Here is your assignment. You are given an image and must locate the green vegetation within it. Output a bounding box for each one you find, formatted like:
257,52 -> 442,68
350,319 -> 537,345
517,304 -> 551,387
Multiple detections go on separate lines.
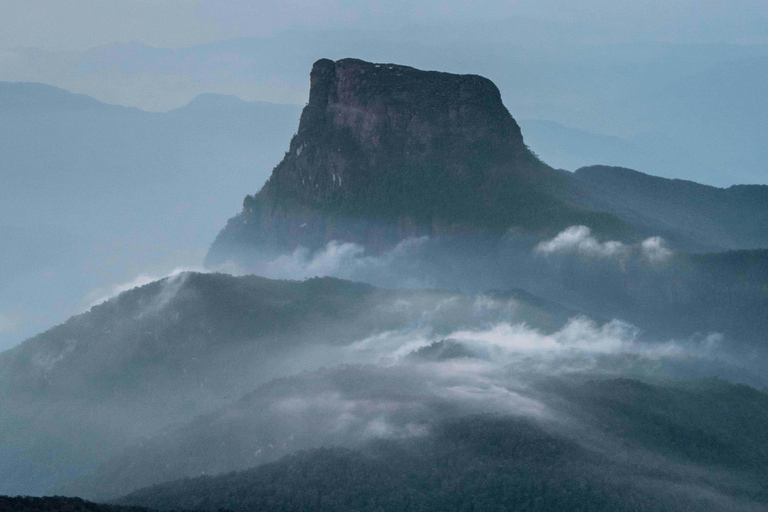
115,380 -> 768,512
0,496 -> 156,512
119,416 -> 664,512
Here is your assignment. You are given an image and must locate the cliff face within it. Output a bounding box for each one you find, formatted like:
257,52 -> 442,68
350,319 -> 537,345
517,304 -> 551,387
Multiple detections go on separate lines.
268,58 -> 538,211
207,58 -> 622,264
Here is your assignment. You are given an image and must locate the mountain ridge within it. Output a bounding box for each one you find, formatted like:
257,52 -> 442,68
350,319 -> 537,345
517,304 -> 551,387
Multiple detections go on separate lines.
206,58 -> 629,264
570,165 -> 768,251
0,271 -> 574,496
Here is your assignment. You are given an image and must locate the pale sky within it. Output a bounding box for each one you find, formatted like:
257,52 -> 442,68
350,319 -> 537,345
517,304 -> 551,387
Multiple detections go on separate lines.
1,0 -> 766,51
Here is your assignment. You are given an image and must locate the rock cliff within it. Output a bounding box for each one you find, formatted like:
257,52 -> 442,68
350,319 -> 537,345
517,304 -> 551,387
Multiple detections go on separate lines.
207,58 -> 624,265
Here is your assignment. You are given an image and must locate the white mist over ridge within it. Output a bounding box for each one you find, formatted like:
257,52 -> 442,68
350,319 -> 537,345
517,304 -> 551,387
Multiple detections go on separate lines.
3,264 -> 764,503
59,272 -> 756,507
0,5 -> 766,508
535,225 -> 673,264
85,266 -> 209,309
343,311 -> 725,377
253,237 -> 432,286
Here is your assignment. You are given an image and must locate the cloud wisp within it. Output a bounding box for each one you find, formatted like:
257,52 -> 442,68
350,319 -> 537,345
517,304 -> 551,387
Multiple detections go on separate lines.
84,266 -> 209,309
229,237 -> 434,289
535,225 -> 673,264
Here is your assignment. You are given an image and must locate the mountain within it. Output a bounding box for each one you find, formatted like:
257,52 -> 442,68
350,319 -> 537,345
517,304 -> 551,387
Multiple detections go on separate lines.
205,58 -> 628,265
518,119 -> 716,182
0,272 -> 570,496
69,352 -> 768,501
0,82 -> 301,351
627,54 -> 768,187
0,496 -> 155,512
198,58 -> 768,351
205,58 -> 768,272
116,380 -> 768,512
1,264 -> 766,502
570,165 -> 768,251
4,57 -> 768,510
8,34 -> 768,189
117,415 -> 655,512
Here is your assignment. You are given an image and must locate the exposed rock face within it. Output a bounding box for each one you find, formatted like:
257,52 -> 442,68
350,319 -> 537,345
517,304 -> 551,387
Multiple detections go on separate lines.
207,58 -> 622,265
272,58 -> 539,210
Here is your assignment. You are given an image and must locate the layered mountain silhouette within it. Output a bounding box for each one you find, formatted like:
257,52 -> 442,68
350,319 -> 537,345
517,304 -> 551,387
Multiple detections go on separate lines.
0,272 -> 570,496
207,58 -> 768,269
116,380 -> 768,512
0,81 -> 301,349
571,165 -> 768,251
3,58 -> 768,512
206,58 -> 628,264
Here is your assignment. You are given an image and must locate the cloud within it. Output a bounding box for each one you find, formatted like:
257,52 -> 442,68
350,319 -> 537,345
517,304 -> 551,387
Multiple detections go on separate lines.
249,237 -> 433,288
219,310 -> 731,461
341,303 -> 724,383
641,236 -> 673,263
535,226 -> 628,258
266,241 -> 366,279
85,266 -> 207,309
448,317 -> 638,355
536,226 -> 674,265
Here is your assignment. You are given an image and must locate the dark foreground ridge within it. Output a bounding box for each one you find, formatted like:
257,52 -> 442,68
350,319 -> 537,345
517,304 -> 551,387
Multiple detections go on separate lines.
0,495 -> 156,512
118,396 -> 768,512
116,415 -> 661,512
206,58 -> 626,263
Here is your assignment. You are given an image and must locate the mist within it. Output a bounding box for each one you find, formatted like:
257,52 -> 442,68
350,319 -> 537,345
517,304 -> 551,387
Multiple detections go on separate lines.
1,3 -> 768,511
2,0 -> 767,350
42,275 -> 764,508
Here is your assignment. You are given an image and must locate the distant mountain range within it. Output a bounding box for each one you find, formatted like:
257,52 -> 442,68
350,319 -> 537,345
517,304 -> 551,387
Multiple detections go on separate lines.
570,165 -> 768,251
203,59 -> 768,349
6,32 -> 766,186
0,82 -> 300,349
207,59 -> 768,265
518,119 -> 717,182
205,58 -> 631,266
116,381 -> 768,512
2,58 -> 768,511
0,272 -> 571,496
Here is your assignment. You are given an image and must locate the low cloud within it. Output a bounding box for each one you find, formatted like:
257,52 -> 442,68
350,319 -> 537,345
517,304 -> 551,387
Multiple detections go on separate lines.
343,308 -> 724,382
536,226 -> 674,265
199,312 -> 731,467
266,241 -> 366,279
85,266 -> 208,309
248,237 -> 433,288
641,236 -> 673,263
536,226 -> 627,258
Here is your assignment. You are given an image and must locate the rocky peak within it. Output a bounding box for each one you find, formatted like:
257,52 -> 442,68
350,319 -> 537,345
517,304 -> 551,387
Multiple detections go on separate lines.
207,58 -> 624,264
298,58 -> 524,152
260,58 -> 550,220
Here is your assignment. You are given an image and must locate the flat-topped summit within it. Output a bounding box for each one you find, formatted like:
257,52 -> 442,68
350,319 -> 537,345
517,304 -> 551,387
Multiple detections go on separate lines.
207,58 -> 624,264
265,59 -> 542,216
265,58 -> 541,212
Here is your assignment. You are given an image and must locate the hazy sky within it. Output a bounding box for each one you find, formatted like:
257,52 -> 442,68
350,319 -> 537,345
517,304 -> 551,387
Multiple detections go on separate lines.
1,0 -> 766,51
1,0 -> 767,351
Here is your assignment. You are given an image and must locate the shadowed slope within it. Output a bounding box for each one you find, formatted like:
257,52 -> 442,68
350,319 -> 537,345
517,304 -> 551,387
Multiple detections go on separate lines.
206,58 -> 628,265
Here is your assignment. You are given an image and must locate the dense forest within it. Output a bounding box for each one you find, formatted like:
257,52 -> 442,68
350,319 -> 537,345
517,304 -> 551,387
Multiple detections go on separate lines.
119,416 -> 664,512
0,496 -> 158,512
118,390 -> 768,512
